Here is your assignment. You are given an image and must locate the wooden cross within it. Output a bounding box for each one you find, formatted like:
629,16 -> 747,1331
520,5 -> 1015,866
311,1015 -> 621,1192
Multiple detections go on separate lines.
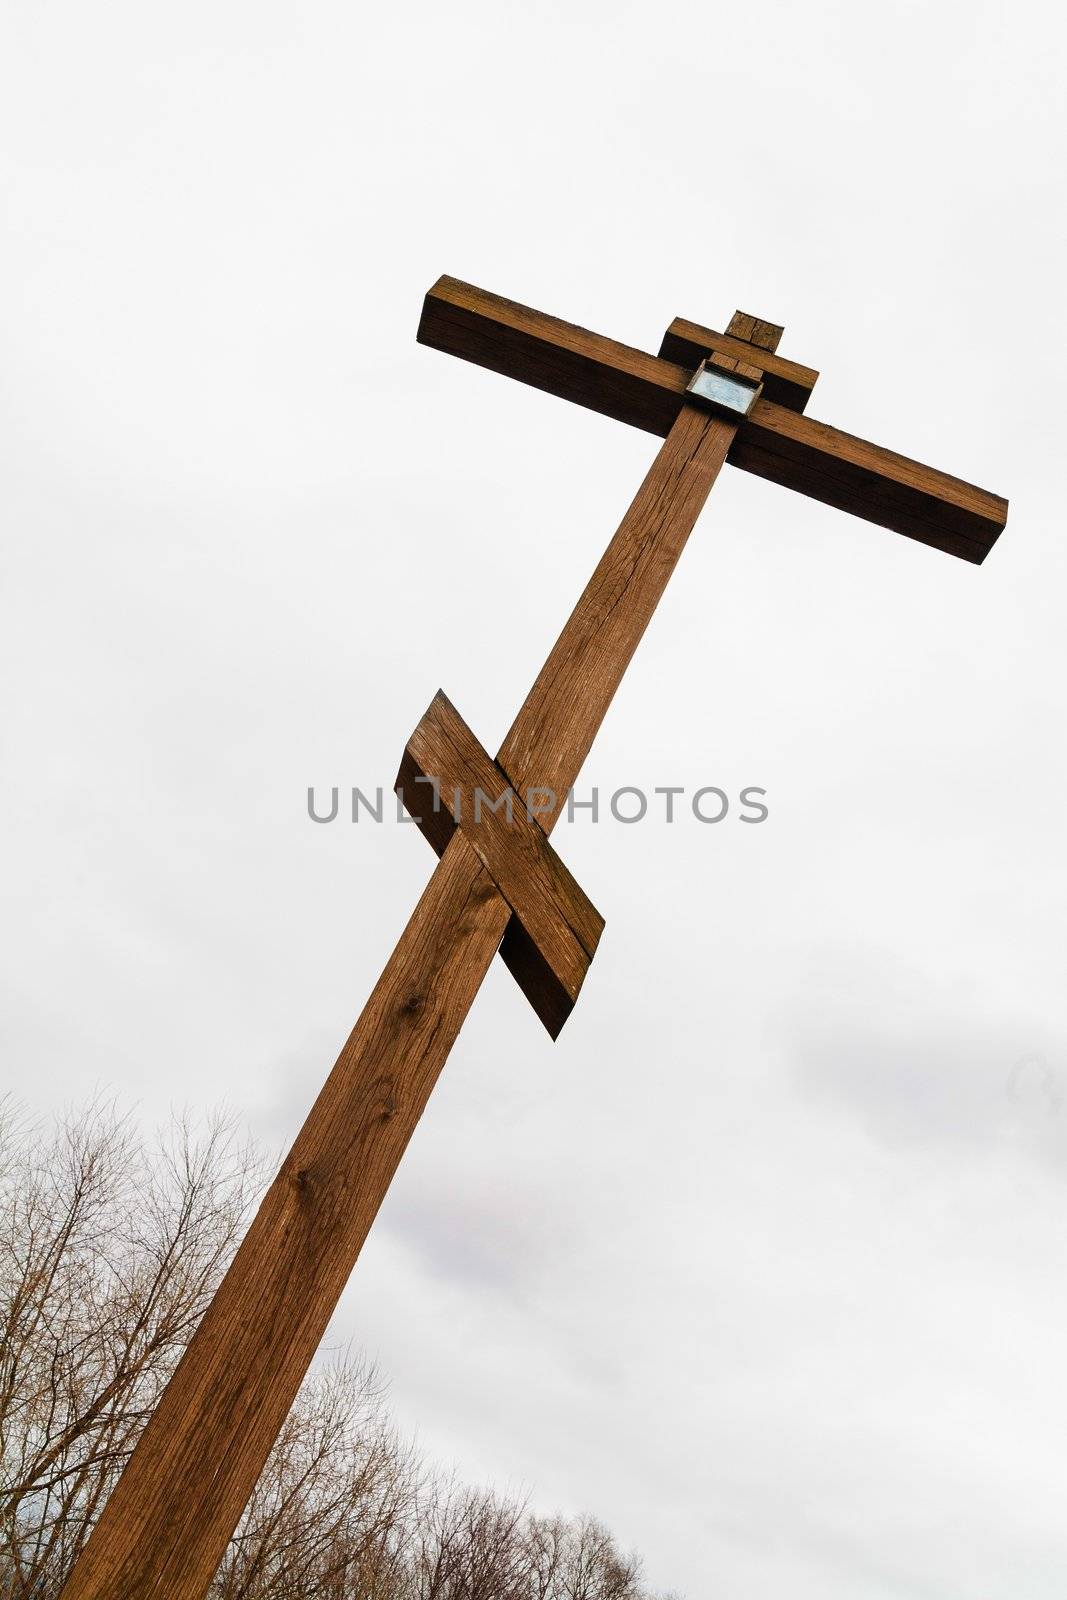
60,278 -> 1008,1600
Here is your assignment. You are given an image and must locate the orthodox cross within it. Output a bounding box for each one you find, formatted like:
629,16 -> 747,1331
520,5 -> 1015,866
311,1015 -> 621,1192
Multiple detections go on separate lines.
61,277 -> 1008,1599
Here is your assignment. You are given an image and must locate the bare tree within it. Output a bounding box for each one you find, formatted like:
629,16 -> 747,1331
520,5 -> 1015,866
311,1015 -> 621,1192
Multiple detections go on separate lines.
210,1356 -> 415,1600
0,1097 -> 261,1597
0,1099 -> 679,1600
548,1515 -> 645,1600
404,1488 -> 657,1600
524,1513 -> 567,1600
406,1481 -> 534,1600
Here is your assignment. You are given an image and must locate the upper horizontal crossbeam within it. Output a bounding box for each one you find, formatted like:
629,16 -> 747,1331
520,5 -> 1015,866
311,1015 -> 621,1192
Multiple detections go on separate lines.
418,276 -> 1007,564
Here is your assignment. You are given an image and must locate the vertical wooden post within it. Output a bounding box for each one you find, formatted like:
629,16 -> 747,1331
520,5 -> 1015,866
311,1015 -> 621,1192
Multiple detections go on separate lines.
59,403 -> 737,1600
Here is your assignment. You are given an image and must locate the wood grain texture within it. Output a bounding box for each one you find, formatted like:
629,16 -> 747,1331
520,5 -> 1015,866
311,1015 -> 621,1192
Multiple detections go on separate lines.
708,351 -> 764,384
418,276 -> 1008,561
730,399 -> 1007,562
724,309 -> 785,352
397,689 -> 604,1038
418,274 -> 687,436
496,403 -> 738,807
659,316 -> 817,409
58,832 -> 511,1600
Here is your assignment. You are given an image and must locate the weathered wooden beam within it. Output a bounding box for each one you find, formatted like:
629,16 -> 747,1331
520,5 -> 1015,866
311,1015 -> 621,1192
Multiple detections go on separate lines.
724,309 -> 786,352
59,397 -> 735,1600
730,402 -> 1002,562
59,830 -> 511,1600
418,274 -> 687,435
418,276 -> 1008,562
397,689 -> 604,1038
496,403 -> 738,808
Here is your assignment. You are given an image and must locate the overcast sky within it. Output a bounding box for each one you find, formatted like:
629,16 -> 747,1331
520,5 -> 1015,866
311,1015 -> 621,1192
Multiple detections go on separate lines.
2,2 -> 1065,1595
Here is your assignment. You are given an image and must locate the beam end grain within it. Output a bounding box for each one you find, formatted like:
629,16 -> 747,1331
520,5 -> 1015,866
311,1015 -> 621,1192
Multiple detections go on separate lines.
726,309 -> 785,352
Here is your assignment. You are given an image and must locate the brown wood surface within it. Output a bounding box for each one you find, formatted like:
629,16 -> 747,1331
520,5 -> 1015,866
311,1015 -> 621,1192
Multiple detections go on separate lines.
492,407 -> 739,1031
707,350 -> 764,385
496,403 -> 737,805
418,274 -> 687,435
60,396 -> 732,1600
418,276 -> 1008,561
725,309 -> 785,352
730,400 -> 1003,562
397,689 -> 604,1037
